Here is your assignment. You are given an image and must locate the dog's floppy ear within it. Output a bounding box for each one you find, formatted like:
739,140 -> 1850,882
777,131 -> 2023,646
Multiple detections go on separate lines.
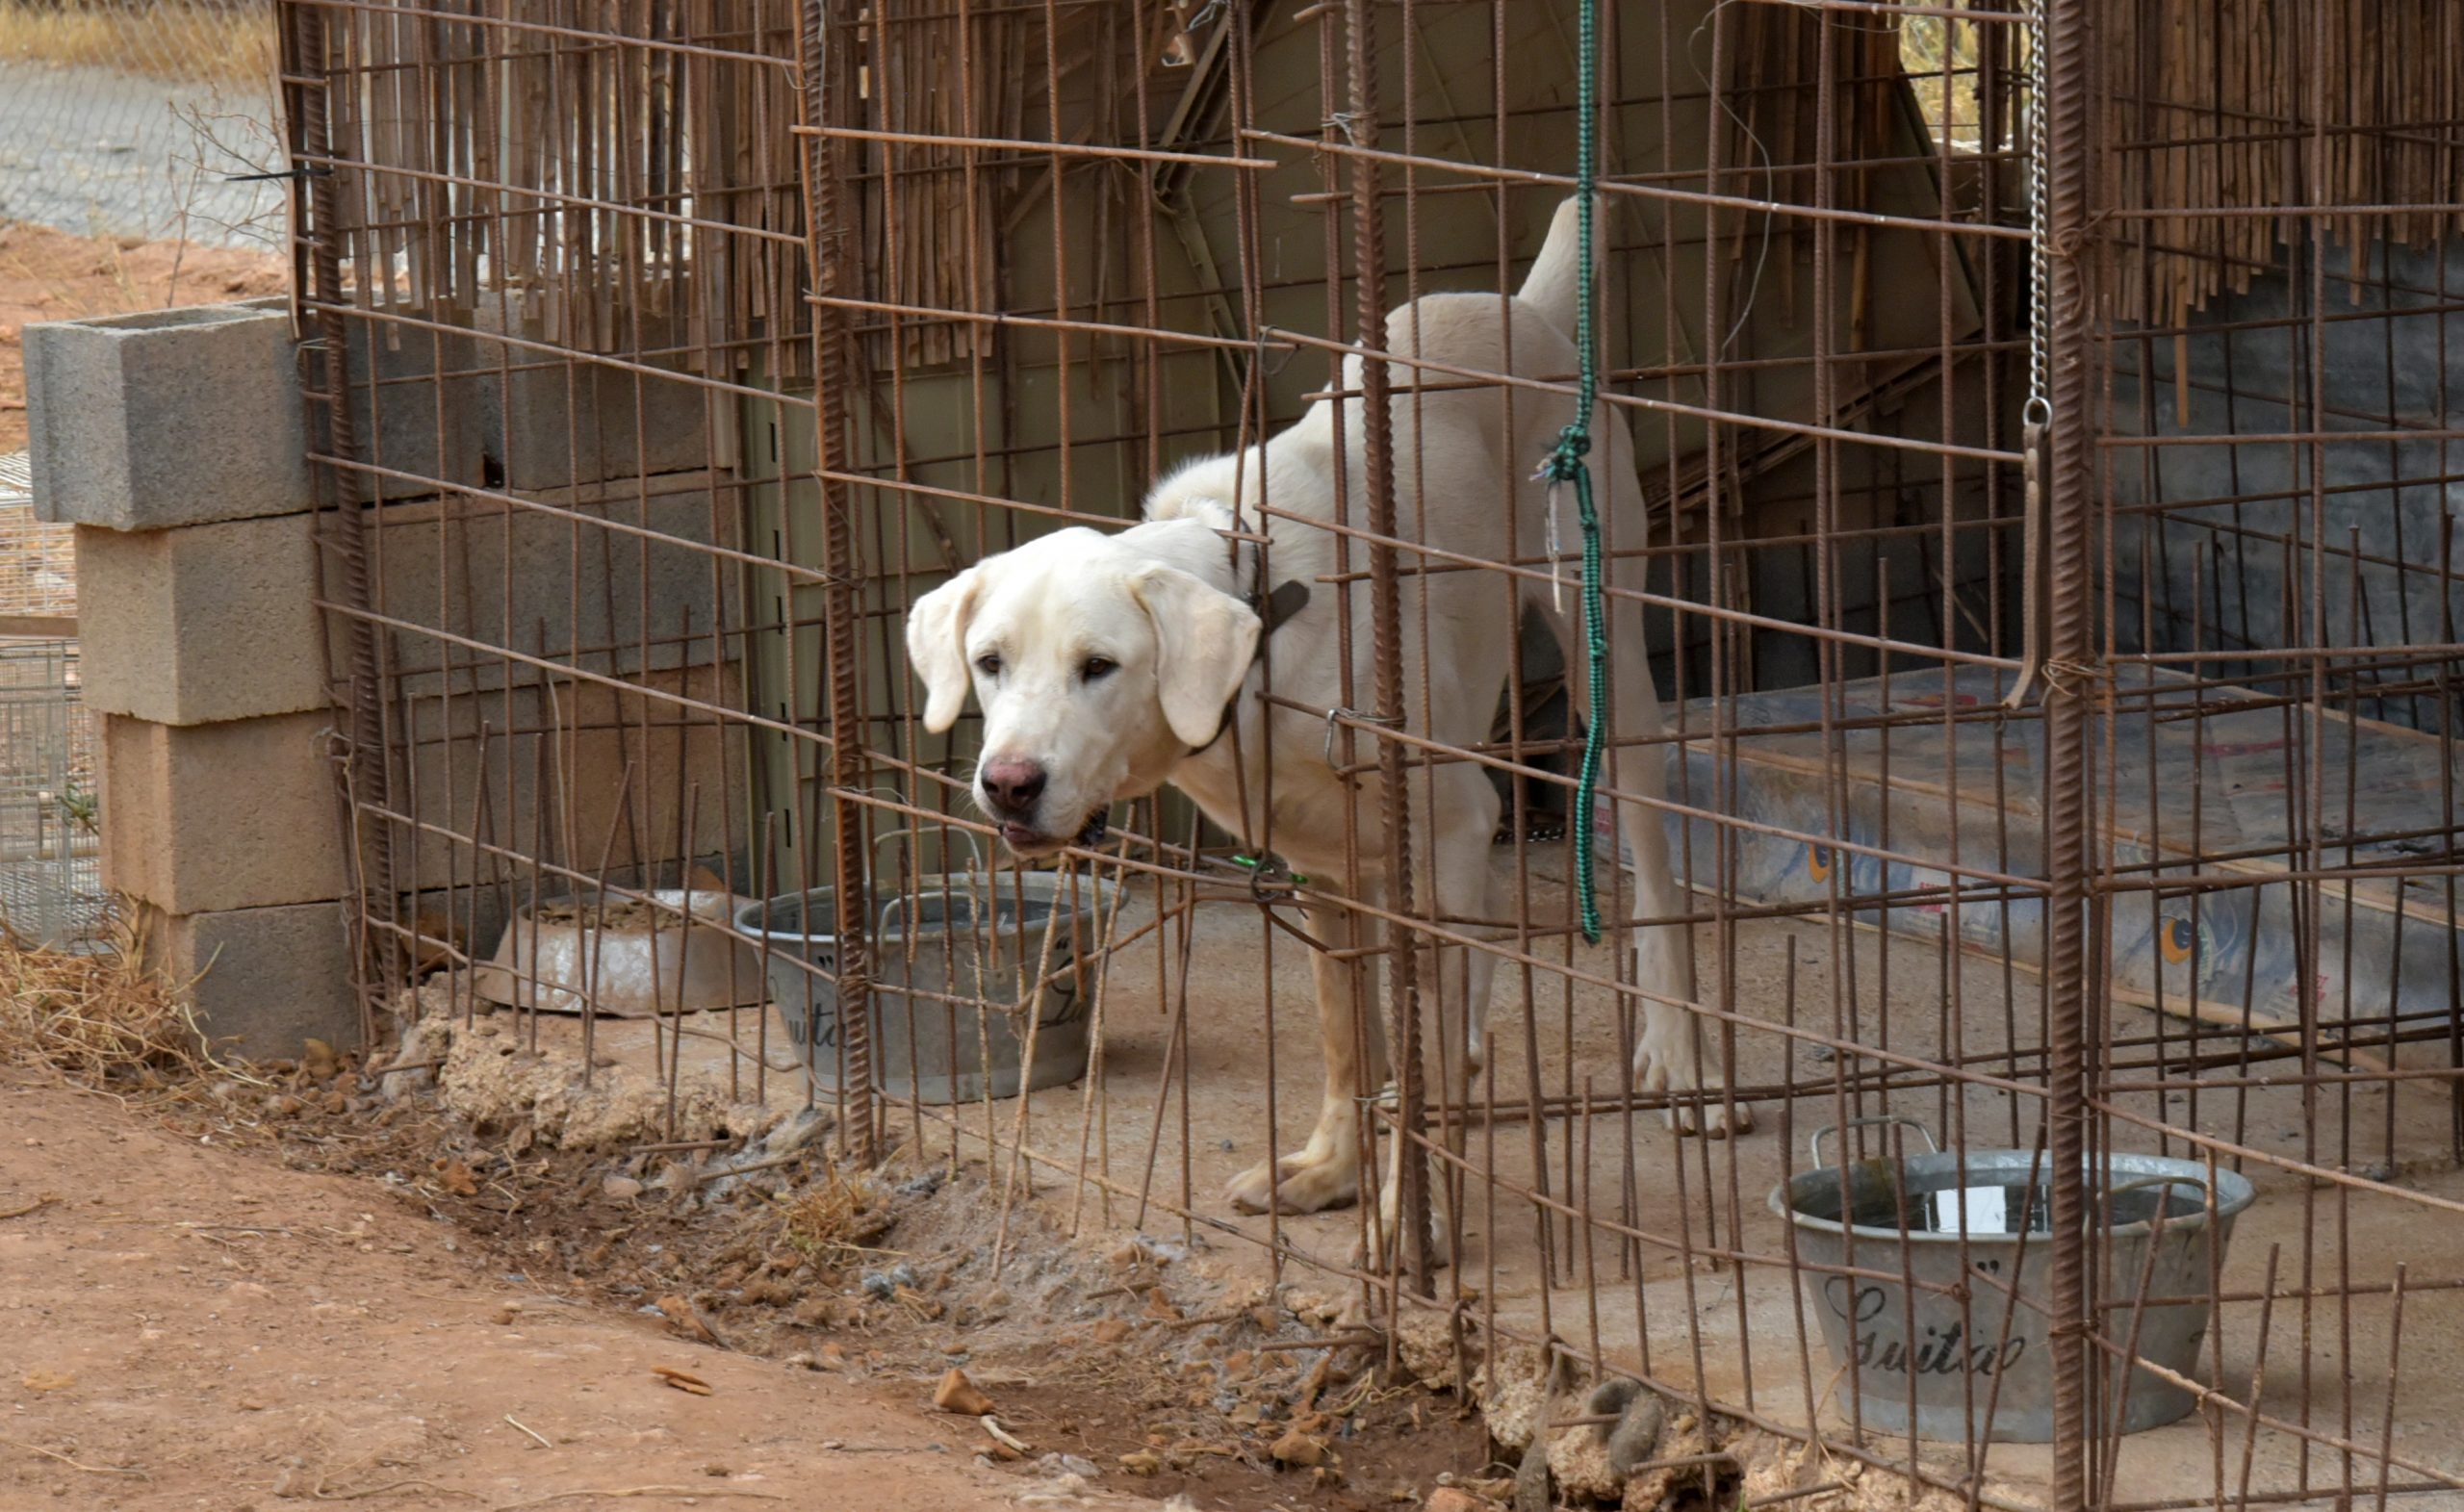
907,566 -> 986,734
1128,564 -> 1262,748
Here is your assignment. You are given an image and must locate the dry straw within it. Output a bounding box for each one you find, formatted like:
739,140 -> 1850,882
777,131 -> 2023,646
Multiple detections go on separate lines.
770,1161 -> 899,1273
0,911 -> 234,1094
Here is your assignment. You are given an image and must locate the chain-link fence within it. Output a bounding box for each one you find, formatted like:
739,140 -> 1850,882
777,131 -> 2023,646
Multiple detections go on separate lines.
0,639 -> 104,948
0,457 -> 100,949
0,0 -> 284,246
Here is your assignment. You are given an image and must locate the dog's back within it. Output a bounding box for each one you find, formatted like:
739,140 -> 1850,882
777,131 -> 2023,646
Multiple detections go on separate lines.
1149,197 -> 1592,524
1142,196 -> 1619,738
1346,200 -> 1612,566
1359,196 -> 1594,470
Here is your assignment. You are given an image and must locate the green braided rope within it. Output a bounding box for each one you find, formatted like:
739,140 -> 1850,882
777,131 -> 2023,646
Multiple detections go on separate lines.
1537,0 -> 1606,945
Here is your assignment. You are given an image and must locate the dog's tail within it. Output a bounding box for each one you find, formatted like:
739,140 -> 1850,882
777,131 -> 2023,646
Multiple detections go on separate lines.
1516,196 -> 1587,336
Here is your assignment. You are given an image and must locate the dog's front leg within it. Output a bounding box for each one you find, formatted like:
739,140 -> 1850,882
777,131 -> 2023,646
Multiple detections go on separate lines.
1359,791 -> 1498,1273
1357,933 -> 1489,1274
1227,897 -> 1389,1215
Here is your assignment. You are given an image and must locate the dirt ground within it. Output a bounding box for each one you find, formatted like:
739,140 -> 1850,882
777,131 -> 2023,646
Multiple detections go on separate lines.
0,1065 -> 1085,1510
0,1043 -> 1504,1512
0,219 -> 288,456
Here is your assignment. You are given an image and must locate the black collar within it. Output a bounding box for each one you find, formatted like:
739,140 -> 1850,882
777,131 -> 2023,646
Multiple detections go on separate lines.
1192,541 -> 1310,756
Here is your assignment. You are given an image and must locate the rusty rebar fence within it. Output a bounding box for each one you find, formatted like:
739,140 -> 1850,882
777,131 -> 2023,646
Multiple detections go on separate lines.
274,0 -> 2464,1504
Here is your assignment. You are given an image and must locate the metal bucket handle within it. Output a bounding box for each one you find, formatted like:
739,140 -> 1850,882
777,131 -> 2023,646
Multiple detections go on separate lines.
873,827 -> 990,939
1810,1115 -> 1940,1168
871,830 -> 1092,997
2103,1173 -> 2216,1231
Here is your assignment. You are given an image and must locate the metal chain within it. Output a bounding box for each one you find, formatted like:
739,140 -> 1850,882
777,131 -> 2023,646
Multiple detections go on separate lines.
2023,0 -> 2051,428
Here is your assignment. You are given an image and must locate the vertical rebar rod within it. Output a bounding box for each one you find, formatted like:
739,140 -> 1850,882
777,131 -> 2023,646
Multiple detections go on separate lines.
2040,0 -> 2098,1497
797,0 -> 878,1164
1343,0 -> 1428,1294
289,0 -> 398,1042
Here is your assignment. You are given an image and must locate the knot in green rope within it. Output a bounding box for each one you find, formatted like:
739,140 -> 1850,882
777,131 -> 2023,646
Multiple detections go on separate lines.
1540,425 -> 1592,483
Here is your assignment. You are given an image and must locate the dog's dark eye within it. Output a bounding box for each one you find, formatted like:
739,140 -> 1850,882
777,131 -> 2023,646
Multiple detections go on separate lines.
1080,656 -> 1117,683
974,653 -> 1003,678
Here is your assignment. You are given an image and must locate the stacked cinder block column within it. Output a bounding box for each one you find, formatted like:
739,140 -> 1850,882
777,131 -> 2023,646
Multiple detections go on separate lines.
27,295 -> 746,1058
23,302 -> 358,1060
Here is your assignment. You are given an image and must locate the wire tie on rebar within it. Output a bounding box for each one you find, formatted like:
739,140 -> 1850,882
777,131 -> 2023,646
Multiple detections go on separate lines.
2040,659 -> 2110,700
1230,853 -> 1309,893
1247,325 -> 1305,379
224,165 -> 333,183
1322,705 -> 1400,768
1254,323 -> 1296,381
1323,112 -> 1359,145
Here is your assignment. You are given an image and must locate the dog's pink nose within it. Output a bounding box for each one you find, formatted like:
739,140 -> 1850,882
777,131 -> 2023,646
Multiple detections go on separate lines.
979,757 -> 1047,820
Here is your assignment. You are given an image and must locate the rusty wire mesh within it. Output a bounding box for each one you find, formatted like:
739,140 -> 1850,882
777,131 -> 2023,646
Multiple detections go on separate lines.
271,0 -> 2464,1504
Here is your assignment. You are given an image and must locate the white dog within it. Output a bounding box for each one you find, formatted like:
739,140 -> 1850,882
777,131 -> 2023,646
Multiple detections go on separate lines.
907,198 -> 1746,1258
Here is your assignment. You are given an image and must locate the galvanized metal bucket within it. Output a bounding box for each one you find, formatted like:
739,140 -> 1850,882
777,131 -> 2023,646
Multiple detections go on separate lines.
733,861 -> 1119,1105
471,887 -> 766,1017
1771,1117 -> 2254,1443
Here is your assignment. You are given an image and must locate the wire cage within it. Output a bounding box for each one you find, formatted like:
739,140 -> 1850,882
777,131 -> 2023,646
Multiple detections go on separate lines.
0,638 -> 106,948
0,457 -> 104,949
271,0 -> 2464,1505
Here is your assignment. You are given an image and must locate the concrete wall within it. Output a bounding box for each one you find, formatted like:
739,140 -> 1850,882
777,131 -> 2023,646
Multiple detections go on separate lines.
2110,238 -> 2464,727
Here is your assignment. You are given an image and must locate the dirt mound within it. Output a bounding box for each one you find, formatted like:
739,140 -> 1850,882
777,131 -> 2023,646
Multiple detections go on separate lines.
407,1008 -> 785,1153
0,219 -> 289,455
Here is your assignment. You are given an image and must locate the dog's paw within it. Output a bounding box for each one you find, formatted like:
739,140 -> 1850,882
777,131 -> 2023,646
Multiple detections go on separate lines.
1666,1095 -> 1751,1138
1226,1148 -> 1361,1216
1633,1036 -> 1753,1138
1348,1146 -> 1455,1274
1348,1201 -> 1453,1275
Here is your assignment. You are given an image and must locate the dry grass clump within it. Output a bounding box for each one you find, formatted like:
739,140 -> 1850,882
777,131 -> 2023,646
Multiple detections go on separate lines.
0,0 -> 273,86
0,915 -> 221,1091
773,1164 -> 898,1274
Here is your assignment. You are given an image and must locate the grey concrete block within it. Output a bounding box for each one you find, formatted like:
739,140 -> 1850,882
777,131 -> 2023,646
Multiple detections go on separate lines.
74,516 -> 329,726
365,472 -> 735,698
25,303 -> 311,530
141,899 -> 360,1059
100,711 -> 349,914
343,315 -> 488,502
475,295 -> 712,491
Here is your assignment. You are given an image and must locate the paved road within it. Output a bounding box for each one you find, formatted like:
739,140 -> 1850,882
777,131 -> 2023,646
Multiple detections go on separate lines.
0,59 -> 282,248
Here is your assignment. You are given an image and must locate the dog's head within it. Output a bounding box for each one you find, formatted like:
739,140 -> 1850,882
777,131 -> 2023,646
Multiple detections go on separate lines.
906,522 -> 1261,856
